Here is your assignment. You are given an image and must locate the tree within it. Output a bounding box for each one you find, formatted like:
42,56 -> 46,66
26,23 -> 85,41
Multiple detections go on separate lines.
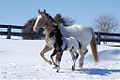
22,18 -> 44,39
93,15 -> 119,44
54,14 -> 75,26
94,15 -> 119,33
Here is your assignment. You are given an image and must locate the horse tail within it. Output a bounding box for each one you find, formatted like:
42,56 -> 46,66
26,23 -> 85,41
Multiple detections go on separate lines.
89,27 -> 99,63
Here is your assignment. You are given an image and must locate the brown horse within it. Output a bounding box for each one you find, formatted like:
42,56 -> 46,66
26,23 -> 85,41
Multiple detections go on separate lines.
33,9 -> 98,69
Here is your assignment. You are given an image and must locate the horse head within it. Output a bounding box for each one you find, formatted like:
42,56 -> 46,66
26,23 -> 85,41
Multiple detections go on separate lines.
33,9 -> 48,32
33,9 -> 56,32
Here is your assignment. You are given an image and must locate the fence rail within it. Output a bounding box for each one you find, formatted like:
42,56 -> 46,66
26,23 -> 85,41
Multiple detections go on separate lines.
0,24 -> 45,39
95,32 -> 120,44
0,24 -> 120,45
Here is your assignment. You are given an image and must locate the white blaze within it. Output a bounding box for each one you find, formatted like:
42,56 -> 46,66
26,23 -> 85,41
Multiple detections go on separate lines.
33,15 -> 42,32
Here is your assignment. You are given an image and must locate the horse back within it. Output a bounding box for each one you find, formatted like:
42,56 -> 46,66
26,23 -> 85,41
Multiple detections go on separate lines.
66,24 -> 93,47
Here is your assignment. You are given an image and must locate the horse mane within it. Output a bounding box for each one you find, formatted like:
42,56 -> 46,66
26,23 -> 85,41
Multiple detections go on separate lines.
45,13 -> 57,24
53,25 -> 63,50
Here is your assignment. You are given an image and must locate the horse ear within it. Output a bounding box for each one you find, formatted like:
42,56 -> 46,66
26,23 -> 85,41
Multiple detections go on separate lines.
38,9 -> 41,15
44,9 -> 46,13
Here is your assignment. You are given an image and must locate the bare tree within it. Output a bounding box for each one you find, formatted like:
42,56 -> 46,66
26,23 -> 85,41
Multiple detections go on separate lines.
63,17 -> 75,26
93,15 -> 119,44
54,14 -> 75,26
94,15 -> 119,33
22,18 -> 44,39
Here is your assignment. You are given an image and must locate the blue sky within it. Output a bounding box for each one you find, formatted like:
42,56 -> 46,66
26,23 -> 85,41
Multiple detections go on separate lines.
0,0 -> 120,28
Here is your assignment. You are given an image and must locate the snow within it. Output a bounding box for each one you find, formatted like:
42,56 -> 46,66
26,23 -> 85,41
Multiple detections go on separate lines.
0,38 -> 120,80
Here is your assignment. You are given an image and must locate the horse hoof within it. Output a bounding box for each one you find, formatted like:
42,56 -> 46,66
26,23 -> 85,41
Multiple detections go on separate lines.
79,64 -> 83,68
56,70 -> 59,73
56,68 -> 60,72
53,64 -> 59,69
72,66 -> 75,71
48,61 -> 52,65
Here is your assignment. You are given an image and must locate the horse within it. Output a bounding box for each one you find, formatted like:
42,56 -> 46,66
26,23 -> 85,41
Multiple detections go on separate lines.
33,9 -> 98,68
49,25 -> 81,72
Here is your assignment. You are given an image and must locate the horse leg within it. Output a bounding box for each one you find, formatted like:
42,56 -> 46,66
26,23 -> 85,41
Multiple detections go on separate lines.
56,50 -> 63,72
78,50 -> 84,68
55,52 -> 59,63
50,49 -> 58,66
69,50 -> 76,71
71,50 -> 79,71
40,45 -> 53,64
70,50 -> 75,61
78,48 -> 88,68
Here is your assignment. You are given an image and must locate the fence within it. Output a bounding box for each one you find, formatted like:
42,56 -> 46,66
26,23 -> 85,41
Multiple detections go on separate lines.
95,32 -> 120,45
0,24 -> 45,39
0,24 -> 120,44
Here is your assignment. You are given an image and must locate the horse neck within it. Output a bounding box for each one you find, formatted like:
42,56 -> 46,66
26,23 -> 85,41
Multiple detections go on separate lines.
44,19 -> 55,34
58,24 -> 69,37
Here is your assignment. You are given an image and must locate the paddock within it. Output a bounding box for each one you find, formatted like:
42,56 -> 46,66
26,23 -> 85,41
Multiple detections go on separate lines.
0,39 -> 120,79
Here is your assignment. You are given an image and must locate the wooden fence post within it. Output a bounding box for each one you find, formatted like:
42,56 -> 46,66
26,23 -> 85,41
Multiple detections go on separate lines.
7,25 -> 11,39
97,32 -> 101,45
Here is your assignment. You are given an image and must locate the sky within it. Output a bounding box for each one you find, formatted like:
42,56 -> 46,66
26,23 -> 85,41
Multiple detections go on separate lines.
0,0 -> 120,30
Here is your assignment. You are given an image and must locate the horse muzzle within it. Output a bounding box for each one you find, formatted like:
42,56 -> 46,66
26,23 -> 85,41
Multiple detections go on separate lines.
33,26 -> 37,32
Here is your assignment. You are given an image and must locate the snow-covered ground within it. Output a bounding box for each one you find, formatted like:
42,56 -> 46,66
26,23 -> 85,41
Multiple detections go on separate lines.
0,38 -> 120,80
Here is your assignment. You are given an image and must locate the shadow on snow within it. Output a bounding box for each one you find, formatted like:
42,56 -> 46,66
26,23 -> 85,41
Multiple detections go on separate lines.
76,68 -> 120,75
